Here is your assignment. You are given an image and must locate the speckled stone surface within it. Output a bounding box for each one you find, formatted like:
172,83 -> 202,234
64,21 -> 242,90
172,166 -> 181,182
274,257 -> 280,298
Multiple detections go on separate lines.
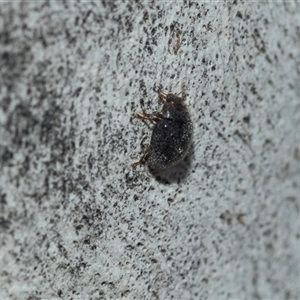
1,1 -> 300,299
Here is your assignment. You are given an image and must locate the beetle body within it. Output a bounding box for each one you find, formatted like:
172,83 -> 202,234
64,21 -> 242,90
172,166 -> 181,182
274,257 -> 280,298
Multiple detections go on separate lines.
133,89 -> 193,173
147,94 -> 193,172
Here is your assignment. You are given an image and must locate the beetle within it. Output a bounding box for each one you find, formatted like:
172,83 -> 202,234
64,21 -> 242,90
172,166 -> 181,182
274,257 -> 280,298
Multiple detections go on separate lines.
132,85 -> 193,173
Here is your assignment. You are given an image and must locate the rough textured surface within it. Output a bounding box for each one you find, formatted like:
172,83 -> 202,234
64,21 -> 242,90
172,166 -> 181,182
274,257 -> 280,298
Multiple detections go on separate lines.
1,1 -> 300,299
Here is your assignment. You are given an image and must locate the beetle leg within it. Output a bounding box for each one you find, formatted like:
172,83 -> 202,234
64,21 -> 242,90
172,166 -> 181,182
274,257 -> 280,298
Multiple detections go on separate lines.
132,146 -> 150,168
176,84 -> 186,97
152,113 -> 164,122
135,109 -> 150,120
136,110 -> 164,123
158,91 -> 168,101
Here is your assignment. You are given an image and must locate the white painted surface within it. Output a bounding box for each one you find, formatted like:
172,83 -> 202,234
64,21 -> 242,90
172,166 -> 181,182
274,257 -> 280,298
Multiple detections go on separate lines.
1,1 -> 300,299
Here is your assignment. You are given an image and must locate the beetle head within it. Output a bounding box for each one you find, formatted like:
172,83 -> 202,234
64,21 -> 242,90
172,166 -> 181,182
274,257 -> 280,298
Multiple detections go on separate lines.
163,94 -> 185,109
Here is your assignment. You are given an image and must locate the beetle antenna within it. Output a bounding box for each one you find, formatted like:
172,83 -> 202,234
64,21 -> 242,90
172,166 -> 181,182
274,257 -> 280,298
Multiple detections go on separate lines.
156,85 -> 168,101
176,84 -> 186,98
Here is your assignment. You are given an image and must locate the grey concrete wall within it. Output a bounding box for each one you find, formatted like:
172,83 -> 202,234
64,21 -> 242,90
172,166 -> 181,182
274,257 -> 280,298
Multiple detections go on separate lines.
1,1 -> 300,299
